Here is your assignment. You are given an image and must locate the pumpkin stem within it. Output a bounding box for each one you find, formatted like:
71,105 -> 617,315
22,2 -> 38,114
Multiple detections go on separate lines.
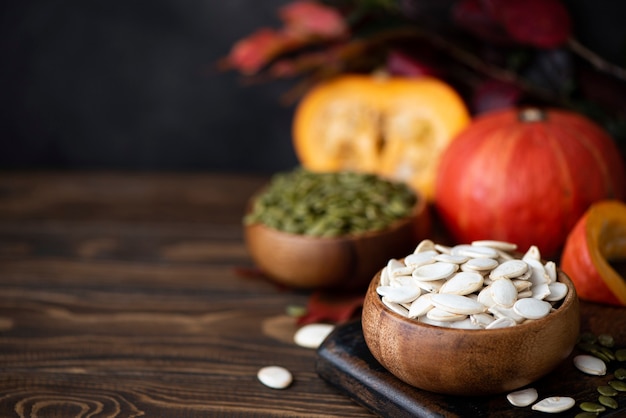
518,108 -> 546,123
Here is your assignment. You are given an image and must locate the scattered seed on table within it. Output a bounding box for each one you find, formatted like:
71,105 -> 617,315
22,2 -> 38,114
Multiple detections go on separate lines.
598,395 -> 618,410
609,380 -> 626,391
531,396 -> 575,413
615,367 -> 626,380
598,385 -> 618,396
506,387 -> 538,407
575,413 -> 600,418
294,323 -> 335,349
257,366 -> 293,389
598,333 -> 615,347
574,354 -> 607,376
579,401 -> 606,413
616,348 -> 626,362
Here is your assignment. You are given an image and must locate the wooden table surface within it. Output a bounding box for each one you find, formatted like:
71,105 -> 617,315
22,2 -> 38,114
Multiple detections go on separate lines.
0,171 -> 376,418
0,171 -> 624,418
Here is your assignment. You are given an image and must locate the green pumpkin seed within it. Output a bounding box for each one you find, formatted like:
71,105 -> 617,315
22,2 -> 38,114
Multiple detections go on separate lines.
591,348 -> 612,363
616,368 -> 626,380
609,380 -> 626,391
598,385 -> 618,396
579,402 -> 605,413
598,333 -> 615,347
599,346 -> 616,361
575,413 -> 599,418
616,348 -> 626,362
598,395 -> 618,409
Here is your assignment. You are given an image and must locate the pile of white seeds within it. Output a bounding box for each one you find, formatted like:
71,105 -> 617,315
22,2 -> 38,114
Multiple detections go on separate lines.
377,239 -> 568,329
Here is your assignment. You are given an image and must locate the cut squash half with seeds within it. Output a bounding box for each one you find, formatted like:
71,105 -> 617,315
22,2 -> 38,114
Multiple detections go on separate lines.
292,74 -> 470,201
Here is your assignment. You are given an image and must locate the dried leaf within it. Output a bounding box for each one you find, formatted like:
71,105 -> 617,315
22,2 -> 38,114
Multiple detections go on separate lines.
222,28 -> 300,75
297,291 -> 364,325
279,0 -> 348,39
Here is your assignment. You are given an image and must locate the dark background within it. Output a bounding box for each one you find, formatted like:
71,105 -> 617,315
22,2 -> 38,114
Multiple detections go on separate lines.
1,1 -> 624,173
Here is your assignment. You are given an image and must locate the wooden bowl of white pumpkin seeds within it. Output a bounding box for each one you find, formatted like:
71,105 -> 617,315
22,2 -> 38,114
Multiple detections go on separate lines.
244,168 -> 430,290
361,239 -> 580,396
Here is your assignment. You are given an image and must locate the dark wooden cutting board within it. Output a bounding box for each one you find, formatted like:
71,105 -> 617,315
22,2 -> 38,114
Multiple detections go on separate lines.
316,301 -> 626,418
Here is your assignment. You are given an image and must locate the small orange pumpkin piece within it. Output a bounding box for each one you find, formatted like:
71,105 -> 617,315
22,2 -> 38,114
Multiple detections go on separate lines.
292,74 -> 470,201
561,200 -> 626,306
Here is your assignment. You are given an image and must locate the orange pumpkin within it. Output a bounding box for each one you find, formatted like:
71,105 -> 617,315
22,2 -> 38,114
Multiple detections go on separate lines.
435,107 -> 626,258
561,200 -> 626,306
292,74 -> 470,201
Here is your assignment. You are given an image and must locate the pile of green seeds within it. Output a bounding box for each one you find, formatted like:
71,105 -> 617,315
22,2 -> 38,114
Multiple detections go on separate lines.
245,168 -> 417,237
574,332 -> 626,417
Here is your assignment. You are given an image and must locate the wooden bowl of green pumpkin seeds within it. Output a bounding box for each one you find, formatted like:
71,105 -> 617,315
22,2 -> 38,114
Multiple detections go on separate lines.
243,169 -> 430,290
361,241 -> 581,396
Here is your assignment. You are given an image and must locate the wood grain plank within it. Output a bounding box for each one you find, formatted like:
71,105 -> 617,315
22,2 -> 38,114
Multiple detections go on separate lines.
0,172 -> 374,417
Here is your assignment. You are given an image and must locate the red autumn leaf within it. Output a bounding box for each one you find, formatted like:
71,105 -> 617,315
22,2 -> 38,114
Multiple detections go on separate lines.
223,28 -> 300,75
297,291 -> 364,325
491,0 -> 571,48
279,0 -> 348,39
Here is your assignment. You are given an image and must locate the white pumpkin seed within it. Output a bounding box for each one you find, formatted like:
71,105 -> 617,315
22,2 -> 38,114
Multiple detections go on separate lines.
414,239 -> 436,253
574,355 -> 607,376
388,259 -> 414,277
470,312 -> 495,328
477,285 -> 497,308
433,253 -> 469,264
257,366 -> 293,389
382,297 -> 410,317
408,293 -> 434,318
413,262 -> 458,281
489,259 -> 528,280
531,282 -> 551,300
439,272 -> 484,295
451,244 -> 499,259
545,281 -> 568,301
531,396 -> 575,413
376,286 -> 421,303
507,387 -> 538,407
489,305 -> 525,323
461,257 -> 499,272
485,316 -> 516,329
404,250 -> 437,268
434,243 -> 452,254
379,266 -> 390,286
430,293 -> 486,315
294,323 -> 335,349
448,317 -> 483,329
544,261 -> 557,283
426,307 -> 467,322
512,279 -> 532,292
522,245 -> 542,261
414,278 -> 446,293
490,277 -> 518,307
471,240 -> 518,251
513,297 -> 552,320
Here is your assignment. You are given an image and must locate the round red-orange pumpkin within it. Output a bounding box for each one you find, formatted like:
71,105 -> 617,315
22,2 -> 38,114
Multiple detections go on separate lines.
435,107 -> 626,258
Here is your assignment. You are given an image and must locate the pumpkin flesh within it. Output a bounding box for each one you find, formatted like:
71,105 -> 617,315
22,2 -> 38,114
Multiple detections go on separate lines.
293,75 -> 470,201
561,200 -> 626,306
